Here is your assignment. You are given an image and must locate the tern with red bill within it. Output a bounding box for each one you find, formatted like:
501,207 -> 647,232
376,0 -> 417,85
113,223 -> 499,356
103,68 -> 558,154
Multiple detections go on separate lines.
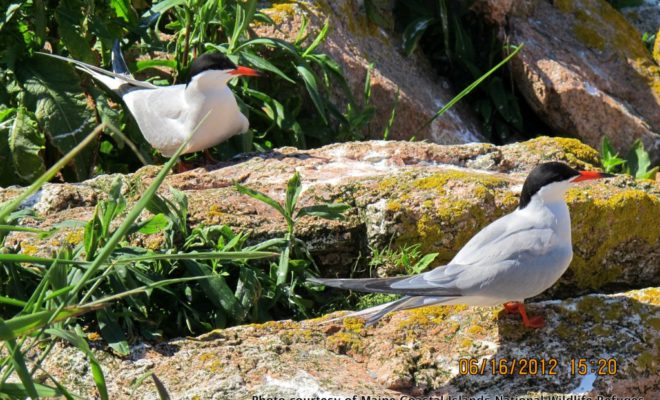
38,42 -> 259,157
310,162 -> 613,328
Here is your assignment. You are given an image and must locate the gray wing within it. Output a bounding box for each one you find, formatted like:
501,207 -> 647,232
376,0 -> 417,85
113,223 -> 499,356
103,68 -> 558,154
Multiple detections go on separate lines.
310,225 -> 559,298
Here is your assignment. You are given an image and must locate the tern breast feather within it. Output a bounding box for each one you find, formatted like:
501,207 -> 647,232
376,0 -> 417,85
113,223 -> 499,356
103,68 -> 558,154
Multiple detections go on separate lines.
122,85 -> 189,156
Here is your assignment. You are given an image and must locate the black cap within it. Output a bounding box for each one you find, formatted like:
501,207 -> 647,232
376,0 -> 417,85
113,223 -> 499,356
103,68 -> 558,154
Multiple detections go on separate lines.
187,53 -> 236,83
519,162 -> 580,209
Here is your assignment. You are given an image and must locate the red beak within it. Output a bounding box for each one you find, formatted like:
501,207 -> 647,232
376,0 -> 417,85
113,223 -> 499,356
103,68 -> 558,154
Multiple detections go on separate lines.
571,170 -> 614,182
228,66 -> 260,77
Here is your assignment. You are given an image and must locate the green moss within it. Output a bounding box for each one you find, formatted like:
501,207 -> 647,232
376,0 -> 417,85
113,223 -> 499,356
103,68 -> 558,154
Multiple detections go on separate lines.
648,318 -> 660,330
522,137 -> 601,168
325,331 -> 364,354
567,188 -> 660,290
635,351 -> 657,373
342,317 -> 365,333
555,0 -> 660,98
396,305 -> 466,330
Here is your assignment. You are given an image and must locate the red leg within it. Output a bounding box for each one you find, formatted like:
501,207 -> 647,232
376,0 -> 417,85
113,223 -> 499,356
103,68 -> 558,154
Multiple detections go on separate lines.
175,161 -> 194,173
203,149 -> 218,164
503,301 -> 545,328
503,301 -> 519,314
516,303 -> 545,328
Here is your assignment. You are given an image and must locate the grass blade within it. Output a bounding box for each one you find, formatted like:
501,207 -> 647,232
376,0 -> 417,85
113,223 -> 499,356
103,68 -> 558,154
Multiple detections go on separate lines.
415,44 -> 523,135
2,339 -> 38,399
45,328 -> 108,400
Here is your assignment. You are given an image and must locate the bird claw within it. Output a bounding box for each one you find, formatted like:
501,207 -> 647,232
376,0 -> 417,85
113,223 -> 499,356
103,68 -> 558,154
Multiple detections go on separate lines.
524,315 -> 546,328
502,301 -> 545,328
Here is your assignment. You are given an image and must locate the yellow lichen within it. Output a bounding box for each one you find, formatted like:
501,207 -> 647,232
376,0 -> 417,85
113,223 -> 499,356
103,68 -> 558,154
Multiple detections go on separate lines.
523,137 -> 601,168
567,188 -> 660,290
555,0 -> 660,98
325,331 -> 364,354
467,324 -> 485,335
628,288 -> 660,306
262,2 -> 299,25
342,317 -> 365,333
396,305 -> 465,330
386,200 -> 401,212
65,229 -> 84,246
21,244 -> 39,256
653,28 -> 660,64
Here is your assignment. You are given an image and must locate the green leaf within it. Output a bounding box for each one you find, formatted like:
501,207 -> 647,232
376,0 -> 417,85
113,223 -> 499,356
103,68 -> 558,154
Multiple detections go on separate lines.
0,382 -> 62,398
240,51 -> 295,83
110,0 -> 138,24
0,108 -> 22,186
151,374 -> 171,400
9,107 -> 46,182
135,59 -> 178,73
234,268 -> 261,322
234,183 -> 289,221
135,213 -> 169,234
295,65 -> 328,124
17,55 -> 98,181
54,4 -> 96,64
284,172 -> 302,219
415,44 -> 524,134
2,339 -> 38,399
302,18 -> 329,57
0,305 -> 102,340
411,253 -> 438,274
626,139 -> 654,179
147,0 -> 185,14
96,308 -> 130,356
402,17 -> 434,56
183,260 -> 243,321
600,136 -> 626,173
276,245 -> 290,286
296,203 -> 350,220
46,328 -> 109,400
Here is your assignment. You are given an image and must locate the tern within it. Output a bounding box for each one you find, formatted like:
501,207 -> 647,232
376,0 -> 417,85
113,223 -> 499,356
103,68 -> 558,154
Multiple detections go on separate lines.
310,162 -> 613,328
38,42 -> 258,157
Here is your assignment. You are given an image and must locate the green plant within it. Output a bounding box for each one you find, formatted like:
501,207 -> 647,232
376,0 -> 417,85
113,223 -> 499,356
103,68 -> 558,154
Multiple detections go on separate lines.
600,137 -> 658,179
394,0 -> 529,142
0,123 -> 282,398
370,243 -> 438,276
235,172 -> 350,318
0,0 -> 375,186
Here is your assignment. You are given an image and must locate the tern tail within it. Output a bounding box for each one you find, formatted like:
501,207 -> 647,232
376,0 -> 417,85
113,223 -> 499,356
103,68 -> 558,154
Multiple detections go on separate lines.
111,39 -> 131,76
321,295 -> 459,327
35,51 -> 158,95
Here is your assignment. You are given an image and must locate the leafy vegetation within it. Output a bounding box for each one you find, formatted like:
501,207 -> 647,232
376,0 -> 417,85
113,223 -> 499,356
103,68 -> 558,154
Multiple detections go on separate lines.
0,117 -> 353,397
0,0 -> 374,186
601,137 -> 658,179
235,172 -> 350,319
392,0 -> 541,143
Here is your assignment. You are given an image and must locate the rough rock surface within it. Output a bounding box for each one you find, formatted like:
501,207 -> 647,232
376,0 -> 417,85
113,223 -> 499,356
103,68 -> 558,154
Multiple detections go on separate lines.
2,138 -> 659,300
38,288 -> 660,398
482,0 -> 660,161
253,0 -> 486,144
620,0 -> 660,38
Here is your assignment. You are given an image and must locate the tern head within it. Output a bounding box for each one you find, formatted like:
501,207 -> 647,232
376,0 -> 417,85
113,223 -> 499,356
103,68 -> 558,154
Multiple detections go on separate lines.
519,162 -> 613,209
186,53 -> 259,88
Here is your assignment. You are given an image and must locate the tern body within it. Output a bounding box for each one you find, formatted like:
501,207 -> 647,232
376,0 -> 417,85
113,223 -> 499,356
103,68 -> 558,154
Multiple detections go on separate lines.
38,45 -> 256,157
310,163 -> 611,327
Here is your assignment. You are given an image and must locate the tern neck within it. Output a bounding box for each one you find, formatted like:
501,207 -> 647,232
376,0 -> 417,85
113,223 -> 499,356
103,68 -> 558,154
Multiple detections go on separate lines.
519,180 -> 571,210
